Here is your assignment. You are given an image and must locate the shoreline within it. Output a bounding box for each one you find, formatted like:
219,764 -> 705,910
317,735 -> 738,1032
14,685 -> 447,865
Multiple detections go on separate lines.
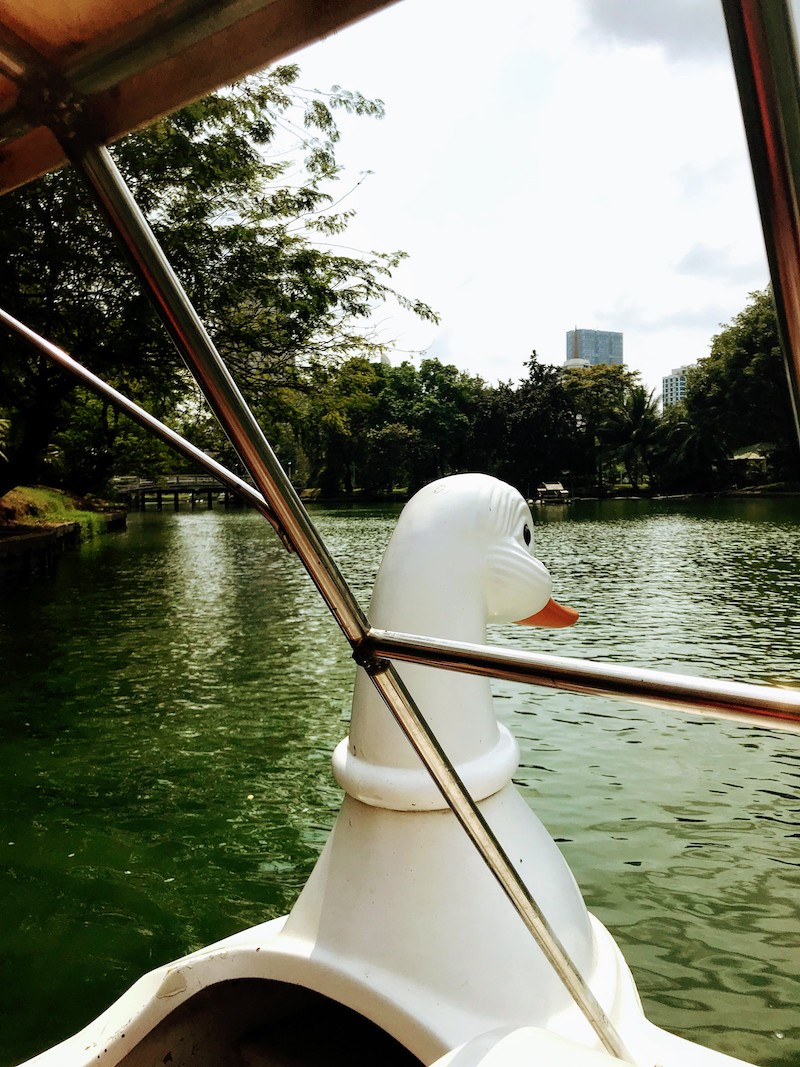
0,514 -> 127,583
301,486 -> 800,506
0,487 -> 127,583
0,485 -> 794,583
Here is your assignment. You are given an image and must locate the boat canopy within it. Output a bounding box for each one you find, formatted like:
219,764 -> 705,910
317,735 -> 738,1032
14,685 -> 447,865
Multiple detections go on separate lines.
0,0 -> 396,195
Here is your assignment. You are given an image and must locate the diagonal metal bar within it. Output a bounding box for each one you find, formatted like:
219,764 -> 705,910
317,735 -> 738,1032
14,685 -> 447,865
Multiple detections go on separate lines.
360,656 -> 634,1062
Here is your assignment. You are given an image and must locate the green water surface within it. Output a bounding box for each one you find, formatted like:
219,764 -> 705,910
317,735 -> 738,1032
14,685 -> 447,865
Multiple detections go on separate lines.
1,497 -> 799,1065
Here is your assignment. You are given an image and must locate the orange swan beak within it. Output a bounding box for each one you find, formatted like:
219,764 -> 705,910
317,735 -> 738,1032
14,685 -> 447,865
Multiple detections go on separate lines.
515,598 -> 579,628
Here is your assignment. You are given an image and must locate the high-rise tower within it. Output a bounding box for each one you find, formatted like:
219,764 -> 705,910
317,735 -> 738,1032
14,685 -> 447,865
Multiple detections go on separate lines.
565,329 -> 623,367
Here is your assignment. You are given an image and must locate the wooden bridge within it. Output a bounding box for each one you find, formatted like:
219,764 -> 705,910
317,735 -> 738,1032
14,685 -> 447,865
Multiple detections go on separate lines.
114,473 -> 252,511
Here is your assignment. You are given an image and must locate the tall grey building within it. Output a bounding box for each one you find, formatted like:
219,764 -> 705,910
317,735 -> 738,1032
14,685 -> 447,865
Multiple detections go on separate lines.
565,329 -> 623,367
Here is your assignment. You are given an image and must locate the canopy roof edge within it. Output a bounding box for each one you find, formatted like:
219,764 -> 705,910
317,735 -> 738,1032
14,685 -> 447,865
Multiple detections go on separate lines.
0,0 -> 397,195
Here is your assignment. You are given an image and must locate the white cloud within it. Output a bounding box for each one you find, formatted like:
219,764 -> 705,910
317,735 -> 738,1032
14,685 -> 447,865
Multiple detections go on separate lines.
675,243 -> 765,285
576,0 -> 729,61
291,0 -> 771,395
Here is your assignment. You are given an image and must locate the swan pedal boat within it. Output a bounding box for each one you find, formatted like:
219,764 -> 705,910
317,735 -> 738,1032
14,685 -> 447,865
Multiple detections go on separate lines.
21,476 -> 754,1067
2,1 -> 798,1063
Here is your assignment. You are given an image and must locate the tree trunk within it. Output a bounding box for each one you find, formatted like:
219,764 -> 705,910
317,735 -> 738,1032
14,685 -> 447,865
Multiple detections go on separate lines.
0,394 -> 66,497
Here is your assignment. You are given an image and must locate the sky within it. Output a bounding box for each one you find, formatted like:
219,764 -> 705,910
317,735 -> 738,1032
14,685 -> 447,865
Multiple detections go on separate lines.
287,0 -> 775,397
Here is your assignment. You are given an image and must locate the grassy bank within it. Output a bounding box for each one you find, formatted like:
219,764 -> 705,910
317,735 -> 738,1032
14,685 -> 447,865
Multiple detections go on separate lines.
0,486 -> 123,540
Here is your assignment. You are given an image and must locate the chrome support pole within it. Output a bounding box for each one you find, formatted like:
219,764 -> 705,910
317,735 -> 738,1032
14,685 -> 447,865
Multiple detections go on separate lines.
366,628 -> 800,731
722,0 -> 800,440
60,144 -> 632,1060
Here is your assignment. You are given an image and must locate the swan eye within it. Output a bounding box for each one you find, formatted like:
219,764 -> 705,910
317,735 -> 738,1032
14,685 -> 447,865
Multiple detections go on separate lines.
523,523 -> 531,546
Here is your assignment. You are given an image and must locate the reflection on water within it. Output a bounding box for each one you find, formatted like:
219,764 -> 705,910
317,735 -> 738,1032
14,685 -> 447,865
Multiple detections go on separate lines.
0,498 -> 798,1065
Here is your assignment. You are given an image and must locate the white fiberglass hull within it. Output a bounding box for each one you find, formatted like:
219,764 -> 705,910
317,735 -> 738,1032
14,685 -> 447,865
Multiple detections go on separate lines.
19,905 -> 751,1067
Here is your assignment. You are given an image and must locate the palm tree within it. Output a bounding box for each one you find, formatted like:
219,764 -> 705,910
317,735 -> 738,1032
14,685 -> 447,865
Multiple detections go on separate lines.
600,386 -> 660,491
652,404 -> 730,493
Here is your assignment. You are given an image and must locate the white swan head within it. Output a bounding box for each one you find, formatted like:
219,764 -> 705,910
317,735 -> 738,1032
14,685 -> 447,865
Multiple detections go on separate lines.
336,474 -> 577,810
369,473 -> 577,636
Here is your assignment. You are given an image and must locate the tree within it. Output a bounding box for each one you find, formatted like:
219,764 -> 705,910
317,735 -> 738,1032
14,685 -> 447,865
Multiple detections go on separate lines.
301,356 -> 381,494
296,356 -> 488,496
561,364 -> 639,492
600,385 -> 660,490
496,355 -> 575,495
355,359 -> 485,492
651,401 -> 729,493
361,423 -> 422,493
685,288 -> 799,482
0,68 -> 436,497
406,359 -> 482,485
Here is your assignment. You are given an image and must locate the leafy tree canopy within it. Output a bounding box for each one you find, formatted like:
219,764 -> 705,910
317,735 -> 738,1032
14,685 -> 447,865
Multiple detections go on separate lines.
685,287 -> 799,480
0,66 -> 437,496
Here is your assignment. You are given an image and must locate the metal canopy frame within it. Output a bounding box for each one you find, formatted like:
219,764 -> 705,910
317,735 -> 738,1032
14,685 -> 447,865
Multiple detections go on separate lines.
2,0 -> 800,1062
723,0 -> 800,437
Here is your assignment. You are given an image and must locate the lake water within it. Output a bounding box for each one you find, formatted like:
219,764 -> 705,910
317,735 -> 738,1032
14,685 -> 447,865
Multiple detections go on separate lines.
1,497 -> 799,1065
